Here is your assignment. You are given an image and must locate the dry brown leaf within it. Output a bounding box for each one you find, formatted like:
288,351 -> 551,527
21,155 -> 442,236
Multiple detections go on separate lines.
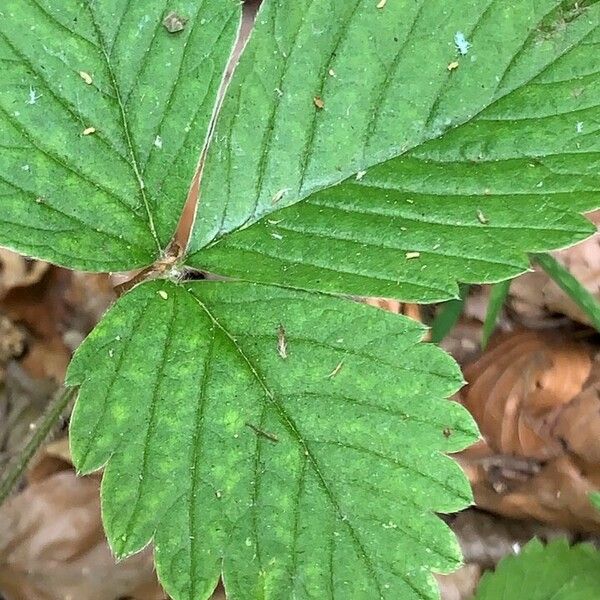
0,249 -> 48,300
450,509 -> 573,568
457,330 -> 600,533
436,564 -> 481,600
0,439 -> 167,600
361,297 -> 424,324
462,330 -> 592,460
1,267 -> 114,381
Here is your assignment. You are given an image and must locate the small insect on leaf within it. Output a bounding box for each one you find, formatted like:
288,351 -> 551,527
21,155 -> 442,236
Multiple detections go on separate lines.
377,0 -> 388,8
313,96 -> 325,109
163,11 -> 187,33
82,127 -> 96,136
405,251 -> 421,259
277,324 -> 288,359
477,209 -> 489,224
158,290 -> 169,300
79,71 -> 93,85
454,31 -> 471,55
447,61 -> 459,71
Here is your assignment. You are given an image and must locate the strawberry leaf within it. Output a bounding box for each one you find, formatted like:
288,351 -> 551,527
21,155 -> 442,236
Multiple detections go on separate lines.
188,0 -> 600,300
67,279 -> 478,600
0,0 -> 240,270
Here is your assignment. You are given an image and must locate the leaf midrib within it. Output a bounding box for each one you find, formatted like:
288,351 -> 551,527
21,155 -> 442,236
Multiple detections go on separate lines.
187,287 -> 435,598
85,3 -> 162,252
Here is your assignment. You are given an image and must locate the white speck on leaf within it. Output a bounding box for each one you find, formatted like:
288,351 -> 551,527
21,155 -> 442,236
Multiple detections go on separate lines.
356,170 -> 367,181
154,135 -> 163,149
271,232 -> 283,240
447,61 -> 459,71
454,31 -> 471,55
271,188 -> 290,204
158,290 -> 168,300
576,121 -> 584,133
377,0 -> 387,8
477,209 -> 489,224
82,127 -> 96,136
405,252 -> 421,259
79,71 -> 93,85
21,164 -> 30,171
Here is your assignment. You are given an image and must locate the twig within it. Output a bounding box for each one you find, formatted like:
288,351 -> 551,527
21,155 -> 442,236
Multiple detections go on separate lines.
0,386 -> 77,506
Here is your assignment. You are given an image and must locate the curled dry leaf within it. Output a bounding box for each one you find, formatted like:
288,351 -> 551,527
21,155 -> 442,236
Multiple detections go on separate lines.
457,330 -> 600,532
0,439 -> 167,600
436,564 -> 481,600
509,210 -> 600,326
0,249 -> 48,300
1,266 -> 114,381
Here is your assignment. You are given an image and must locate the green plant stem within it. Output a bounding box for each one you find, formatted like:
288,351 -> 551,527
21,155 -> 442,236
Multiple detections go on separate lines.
533,252 -> 600,332
0,386 -> 77,506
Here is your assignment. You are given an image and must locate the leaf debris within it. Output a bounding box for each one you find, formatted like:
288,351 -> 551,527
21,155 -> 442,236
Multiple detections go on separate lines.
405,251 -> 421,259
447,61 -> 459,71
82,127 -> 96,136
79,71 -> 93,85
157,290 -> 169,300
277,324 -> 288,359
163,11 -> 187,33
271,188 -> 290,204
477,209 -> 489,224
313,96 -> 325,109
327,361 -> 344,378
245,422 -> 279,443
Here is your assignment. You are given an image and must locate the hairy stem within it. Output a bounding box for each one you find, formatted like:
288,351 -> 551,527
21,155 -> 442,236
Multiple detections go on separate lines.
0,386 -> 77,506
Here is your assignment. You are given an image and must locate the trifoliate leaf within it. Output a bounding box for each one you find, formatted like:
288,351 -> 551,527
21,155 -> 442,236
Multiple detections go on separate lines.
188,0 -> 600,300
0,0 -> 240,271
67,279 -> 479,600
474,539 -> 600,600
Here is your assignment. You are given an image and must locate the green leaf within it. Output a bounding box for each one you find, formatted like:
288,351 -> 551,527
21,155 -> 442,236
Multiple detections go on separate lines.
590,491 -> 600,511
67,279 -> 478,600
473,539 -> 600,600
0,0 -> 240,271
188,0 -> 600,300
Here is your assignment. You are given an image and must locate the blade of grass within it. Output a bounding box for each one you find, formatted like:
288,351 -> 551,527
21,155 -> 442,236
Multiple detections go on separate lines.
481,280 -> 511,349
430,286 -> 468,344
533,252 -> 600,332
